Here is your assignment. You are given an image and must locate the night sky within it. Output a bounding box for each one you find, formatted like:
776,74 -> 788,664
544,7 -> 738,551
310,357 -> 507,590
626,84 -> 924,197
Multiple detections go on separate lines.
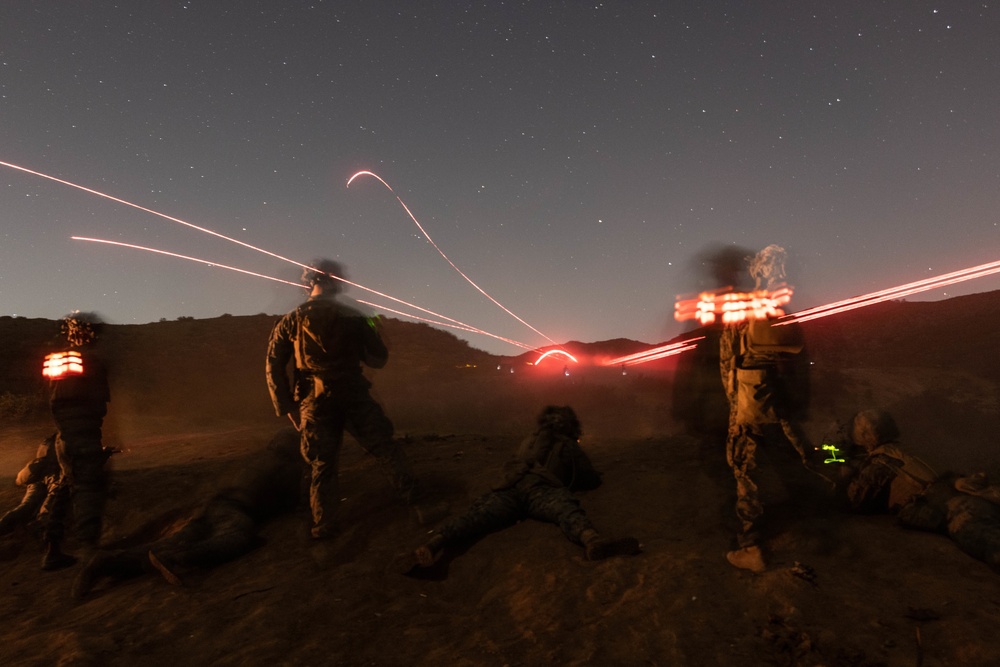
2,2 -> 998,355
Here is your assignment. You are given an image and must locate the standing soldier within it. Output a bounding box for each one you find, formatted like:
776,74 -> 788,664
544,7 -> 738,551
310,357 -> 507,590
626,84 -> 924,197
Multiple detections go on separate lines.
719,246 -> 814,572
266,259 -> 416,540
39,312 -> 112,570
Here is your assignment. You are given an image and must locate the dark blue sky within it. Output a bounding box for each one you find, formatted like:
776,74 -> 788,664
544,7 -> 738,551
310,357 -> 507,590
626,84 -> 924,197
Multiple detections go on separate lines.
2,2 -> 998,354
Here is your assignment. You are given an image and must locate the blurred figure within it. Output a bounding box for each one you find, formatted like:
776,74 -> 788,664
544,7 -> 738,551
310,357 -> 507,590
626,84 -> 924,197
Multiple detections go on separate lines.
686,242 -> 756,296
73,428 -> 304,597
719,246 -> 815,572
408,406 -> 640,573
39,312 -> 112,570
672,244 -> 754,449
0,434 -> 59,538
266,259 -> 416,540
831,409 -> 1000,572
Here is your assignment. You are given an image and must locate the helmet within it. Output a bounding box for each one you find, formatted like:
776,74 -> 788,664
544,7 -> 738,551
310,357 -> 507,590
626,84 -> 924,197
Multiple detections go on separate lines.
301,259 -> 346,290
537,405 -> 582,441
850,409 -> 900,450
61,311 -> 103,347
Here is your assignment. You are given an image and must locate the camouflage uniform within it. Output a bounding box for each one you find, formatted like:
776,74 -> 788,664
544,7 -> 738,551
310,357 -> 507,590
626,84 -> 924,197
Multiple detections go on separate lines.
423,407 -> 617,561
151,428 -> 303,570
42,344 -> 111,550
936,488 -> 1000,572
841,442 -> 1000,572
721,309 -> 812,549
74,429 -> 305,595
0,434 -> 59,537
437,420 -> 601,544
843,443 -> 938,514
266,291 -> 414,538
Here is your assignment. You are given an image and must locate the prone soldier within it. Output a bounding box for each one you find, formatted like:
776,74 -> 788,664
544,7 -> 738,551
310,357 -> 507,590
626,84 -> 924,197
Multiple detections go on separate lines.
409,405 -> 640,571
73,428 -> 304,597
833,409 -> 1000,573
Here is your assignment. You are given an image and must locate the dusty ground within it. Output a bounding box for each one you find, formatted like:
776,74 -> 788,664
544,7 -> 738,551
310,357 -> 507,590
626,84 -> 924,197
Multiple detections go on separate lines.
1,423 -> 999,667
2,293 -> 1000,666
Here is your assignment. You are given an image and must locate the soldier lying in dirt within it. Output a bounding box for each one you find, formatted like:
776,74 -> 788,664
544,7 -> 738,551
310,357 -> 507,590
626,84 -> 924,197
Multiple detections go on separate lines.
406,405 -> 640,574
831,409 -> 1000,573
72,428 -> 304,598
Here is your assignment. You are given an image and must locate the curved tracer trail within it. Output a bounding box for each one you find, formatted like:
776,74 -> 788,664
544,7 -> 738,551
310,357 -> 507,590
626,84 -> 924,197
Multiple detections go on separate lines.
348,170 -> 557,345
0,160 -> 532,349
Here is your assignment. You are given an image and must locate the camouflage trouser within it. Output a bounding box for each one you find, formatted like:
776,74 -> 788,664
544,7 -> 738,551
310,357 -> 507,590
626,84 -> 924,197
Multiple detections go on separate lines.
299,386 -> 415,535
900,483 -> 1000,571
85,498 -> 258,583
0,484 -> 49,536
944,493 -> 1000,571
43,403 -> 109,545
437,473 -> 594,547
726,421 -> 810,548
147,498 -> 258,569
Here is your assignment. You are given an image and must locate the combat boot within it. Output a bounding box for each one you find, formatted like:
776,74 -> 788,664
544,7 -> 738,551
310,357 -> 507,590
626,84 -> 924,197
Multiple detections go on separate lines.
414,534 -> 446,567
310,524 -> 338,541
41,540 -> 78,571
726,545 -> 766,573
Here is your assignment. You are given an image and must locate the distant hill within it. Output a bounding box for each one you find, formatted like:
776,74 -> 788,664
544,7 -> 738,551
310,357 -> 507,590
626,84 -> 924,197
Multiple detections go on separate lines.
0,314 -> 502,431
2,290 -> 999,457
800,290 -> 1000,378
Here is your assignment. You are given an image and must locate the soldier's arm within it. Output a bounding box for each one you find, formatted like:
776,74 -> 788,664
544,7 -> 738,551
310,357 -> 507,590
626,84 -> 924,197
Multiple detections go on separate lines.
845,456 -> 896,513
265,317 -> 296,416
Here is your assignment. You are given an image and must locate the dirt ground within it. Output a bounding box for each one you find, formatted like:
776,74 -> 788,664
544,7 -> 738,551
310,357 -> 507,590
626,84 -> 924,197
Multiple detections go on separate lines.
2,294 -> 1000,666
1,419 -> 999,667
